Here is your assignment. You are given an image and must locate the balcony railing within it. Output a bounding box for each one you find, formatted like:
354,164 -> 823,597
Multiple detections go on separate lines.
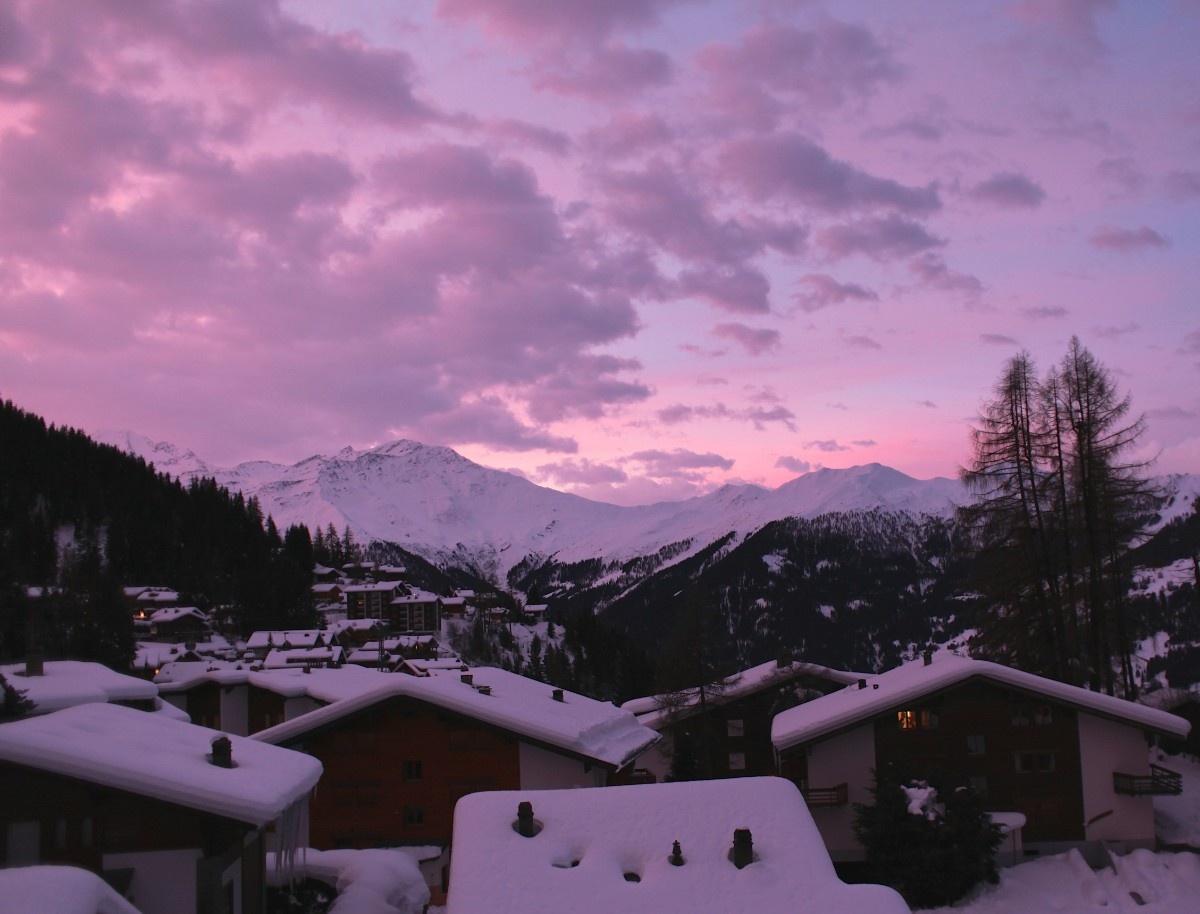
802,782 -> 849,807
1113,763 -> 1183,797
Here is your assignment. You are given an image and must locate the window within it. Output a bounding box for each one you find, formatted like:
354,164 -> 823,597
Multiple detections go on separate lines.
54,819 -> 68,849
727,719 -> 745,738
404,805 -> 424,826
898,709 -> 938,730
968,775 -> 989,796
728,752 -> 746,771
1033,704 -> 1053,725
403,760 -> 423,781
1012,703 -> 1054,726
1015,751 -> 1056,773
966,734 -> 986,756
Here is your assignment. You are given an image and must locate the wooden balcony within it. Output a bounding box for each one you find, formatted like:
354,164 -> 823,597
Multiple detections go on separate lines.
802,782 -> 849,808
1113,763 -> 1183,796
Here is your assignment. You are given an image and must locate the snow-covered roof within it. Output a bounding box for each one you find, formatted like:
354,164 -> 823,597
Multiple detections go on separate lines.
262,647 -> 343,669
154,662 -> 389,703
135,588 -> 179,603
446,777 -> 909,914
441,596 -> 467,607
311,582 -> 341,594
149,605 -> 207,624
391,588 -> 439,604
401,658 -> 469,677
0,703 -> 322,827
245,630 -> 326,650
327,618 -> 380,636
0,865 -> 142,914
254,667 -> 659,770
0,660 -> 159,713
343,581 -> 405,594
772,652 -> 1192,752
623,658 -> 863,729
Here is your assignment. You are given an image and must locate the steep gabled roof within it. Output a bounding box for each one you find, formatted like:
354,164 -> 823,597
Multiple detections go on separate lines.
0,703 -> 322,827
772,652 -> 1191,753
253,667 -> 659,770
447,777 -> 908,914
623,658 -> 862,730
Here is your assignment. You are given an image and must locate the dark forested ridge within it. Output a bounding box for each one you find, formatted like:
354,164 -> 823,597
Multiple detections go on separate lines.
0,399 -> 314,666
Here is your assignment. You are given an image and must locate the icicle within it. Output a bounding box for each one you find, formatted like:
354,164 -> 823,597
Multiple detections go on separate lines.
273,796 -> 310,885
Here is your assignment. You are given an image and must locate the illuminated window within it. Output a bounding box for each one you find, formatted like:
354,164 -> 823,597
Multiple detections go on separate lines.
898,710 -> 917,730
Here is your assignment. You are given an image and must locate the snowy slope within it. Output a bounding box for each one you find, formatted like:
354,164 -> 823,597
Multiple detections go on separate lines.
100,432 -> 967,579
102,431 -> 1195,585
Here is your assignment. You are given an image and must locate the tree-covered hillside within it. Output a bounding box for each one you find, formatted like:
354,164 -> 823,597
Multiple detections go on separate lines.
0,399 -> 314,667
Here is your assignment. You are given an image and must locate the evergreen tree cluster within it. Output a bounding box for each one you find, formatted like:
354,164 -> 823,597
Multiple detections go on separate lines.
0,400 -> 315,667
853,767 -> 1002,909
959,338 -> 1155,693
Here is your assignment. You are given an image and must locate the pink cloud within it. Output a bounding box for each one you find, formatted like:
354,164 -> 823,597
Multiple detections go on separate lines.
1006,0 -> 1116,69
535,458 -> 628,485
1095,157 -> 1146,195
1088,225 -> 1170,252
908,253 -> 984,300
1024,305 -> 1069,319
818,216 -> 943,262
712,322 -> 782,355
436,0 -> 693,45
697,20 -> 900,111
1165,171 -> 1200,200
981,333 -> 1019,345
531,44 -> 674,99
807,439 -> 850,452
679,267 -> 771,313
775,456 -> 814,473
794,273 -> 878,312
842,335 -> 883,350
969,172 -> 1046,208
583,113 -> 674,159
719,133 -> 939,214
623,448 -> 735,475
484,118 -> 574,156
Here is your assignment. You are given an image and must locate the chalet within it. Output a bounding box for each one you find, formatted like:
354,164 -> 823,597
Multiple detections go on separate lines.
771,652 -> 1191,864
326,618 -> 381,649
345,636 -> 439,670
244,630 -> 328,661
155,664 -> 388,735
446,777 -> 908,914
0,703 -> 321,914
440,596 -> 468,619
144,606 -> 209,644
128,587 -> 181,615
388,589 -> 442,635
522,603 -> 548,622
311,582 -> 343,606
262,646 -> 344,670
312,564 -> 341,584
0,660 -> 161,716
622,656 -> 860,783
252,667 -> 660,902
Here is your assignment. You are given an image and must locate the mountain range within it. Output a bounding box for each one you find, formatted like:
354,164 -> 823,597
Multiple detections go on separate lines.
96,431 -> 968,582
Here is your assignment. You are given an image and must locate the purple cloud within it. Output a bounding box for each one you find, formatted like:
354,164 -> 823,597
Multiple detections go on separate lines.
908,253 -> 984,299
719,134 -> 939,214
584,113 -> 673,159
775,456 -> 814,473
818,216 -> 943,262
697,21 -> 901,111
535,458 -> 628,485
712,323 -> 781,355
969,172 -> 1046,208
794,274 -> 879,312
679,267 -> 771,314
1165,171 -> 1200,200
842,335 -> 883,350
1095,157 -> 1146,194
437,0 -> 693,45
623,448 -> 735,475
981,333 -> 1019,346
532,44 -> 674,99
1024,305 -> 1069,319
807,439 -> 850,453
1089,225 -> 1170,252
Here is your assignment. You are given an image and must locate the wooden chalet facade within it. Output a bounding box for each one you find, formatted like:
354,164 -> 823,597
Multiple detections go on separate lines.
622,657 -> 861,783
253,668 -> 658,902
771,653 -> 1191,863
0,704 -> 321,914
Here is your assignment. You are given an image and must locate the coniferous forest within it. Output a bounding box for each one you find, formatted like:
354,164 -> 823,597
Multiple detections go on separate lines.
0,399 -> 315,668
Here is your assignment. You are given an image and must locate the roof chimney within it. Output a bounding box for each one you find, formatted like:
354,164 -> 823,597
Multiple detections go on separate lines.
731,828 -> 754,869
857,678 -> 867,690
551,688 -> 564,702
514,800 -> 542,838
210,735 -> 233,768
923,650 -> 933,666
24,654 -> 44,677
776,649 -> 793,669
476,685 -> 492,696
461,673 -> 473,685
669,840 -> 685,866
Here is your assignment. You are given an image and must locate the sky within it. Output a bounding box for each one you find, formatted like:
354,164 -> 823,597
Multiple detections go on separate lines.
1,0 -> 1198,506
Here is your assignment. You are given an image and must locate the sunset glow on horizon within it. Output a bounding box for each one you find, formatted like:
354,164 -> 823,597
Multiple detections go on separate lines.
1,0 -> 1197,505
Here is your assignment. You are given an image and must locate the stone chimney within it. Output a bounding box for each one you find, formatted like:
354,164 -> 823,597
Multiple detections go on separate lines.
923,650 -> 933,666
857,678 -> 867,690
731,828 -> 754,869
776,649 -> 792,669
24,654 -> 44,677
461,673 -> 473,685
210,735 -> 233,768
514,800 -> 542,838
551,688 -> 564,702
